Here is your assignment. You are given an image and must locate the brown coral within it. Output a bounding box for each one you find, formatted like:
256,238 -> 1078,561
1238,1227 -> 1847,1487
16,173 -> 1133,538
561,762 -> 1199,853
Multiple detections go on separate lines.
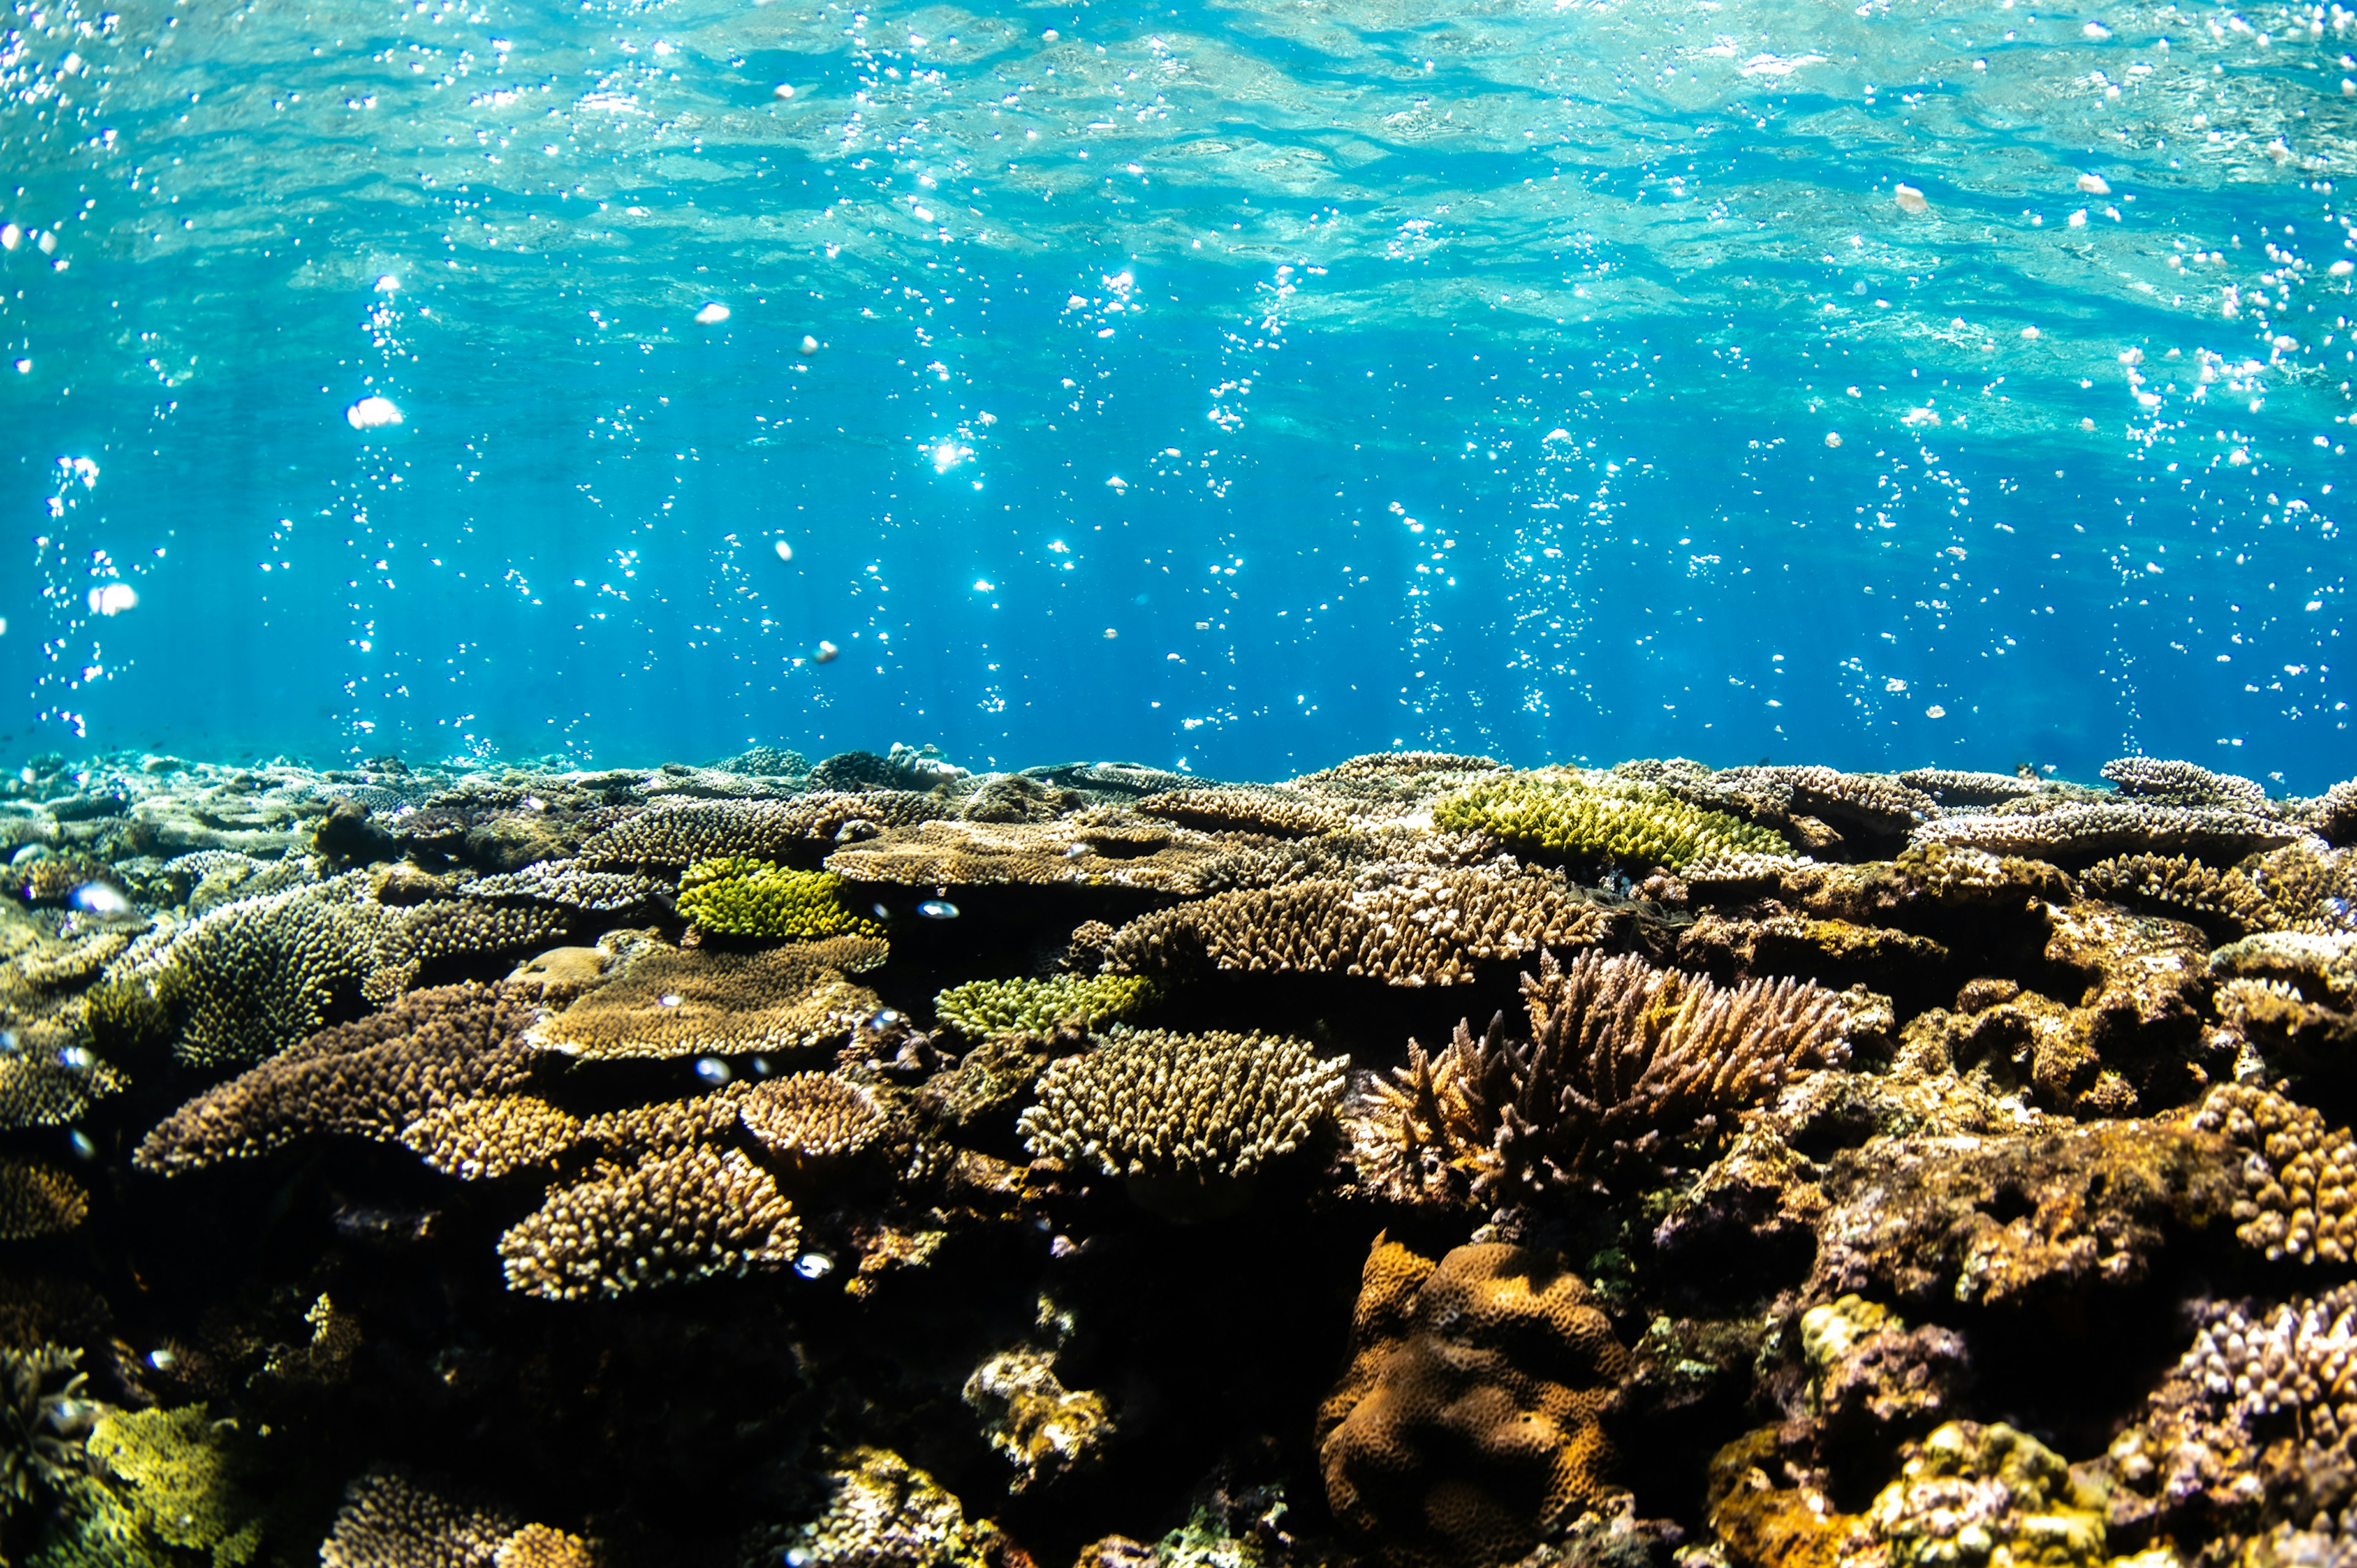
824,815 -> 1225,892
0,1158 -> 87,1239
525,937 -> 886,1061
135,982 -> 548,1173
575,794 -> 949,871
738,1072 -> 895,1166
320,1469 -> 592,1568
496,1143 -> 800,1300
1317,1237 -> 1630,1568
1105,862 -> 1614,988
1351,949 -> 1848,1204
399,1095 -> 585,1181
2192,1081 -> 2357,1265
1135,787 -> 1347,838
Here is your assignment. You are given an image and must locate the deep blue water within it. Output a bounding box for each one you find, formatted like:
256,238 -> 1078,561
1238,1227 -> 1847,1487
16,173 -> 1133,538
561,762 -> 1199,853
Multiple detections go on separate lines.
2,0 -> 2353,784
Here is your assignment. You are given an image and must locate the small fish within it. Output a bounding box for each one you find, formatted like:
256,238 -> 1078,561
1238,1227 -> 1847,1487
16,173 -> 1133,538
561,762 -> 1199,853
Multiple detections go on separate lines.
916,898 -> 959,920
811,640 -> 840,664
67,881 -> 130,916
694,1056 -> 733,1086
331,1203 -> 439,1246
0,1029 -> 17,1054
54,1045 -> 96,1072
794,1253 -> 834,1280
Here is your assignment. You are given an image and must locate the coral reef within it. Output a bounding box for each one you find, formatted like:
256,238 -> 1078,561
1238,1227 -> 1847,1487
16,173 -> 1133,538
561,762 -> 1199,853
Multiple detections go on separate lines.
13,742 -> 2357,1566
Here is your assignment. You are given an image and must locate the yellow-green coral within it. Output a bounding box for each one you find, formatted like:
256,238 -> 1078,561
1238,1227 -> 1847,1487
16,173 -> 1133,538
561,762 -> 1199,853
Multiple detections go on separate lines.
932,974 -> 1158,1038
1434,771 -> 1789,871
675,860 -> 883,941
64,1404 -> 273,1567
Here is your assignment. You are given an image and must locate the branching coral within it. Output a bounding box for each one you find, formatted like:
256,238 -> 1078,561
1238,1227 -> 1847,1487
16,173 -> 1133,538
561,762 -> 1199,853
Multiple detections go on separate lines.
134,981 -> 548,1174
1896,768 -> 2042,808
81,1403 -> 275,1566
932,974 -> 1157,1038
1018,1026 -> 1345,1214
1350,949 -> 1848,1205
0,1041 -> 125,1132
1434,771 -> 1790,870
497,1144 -> 800,1300
1914,799 -> 2304,864
1104,862 -> 1613,988
455,859 -> 668,914
674,859 -> 883,940
2193,1081 -> 2357,1265
2102,755 -> 2274,810
320,1469 -> 594,1568
399,1095 -> 584,1181
1135,788 -> 1346,838
1317,1237 -> 1629,1568
575,794 -> 948,871
0,1159 -> 87,1239
824,816 -> 1223,893
525,937 -> 885,1060
738,1072 -> 895,1166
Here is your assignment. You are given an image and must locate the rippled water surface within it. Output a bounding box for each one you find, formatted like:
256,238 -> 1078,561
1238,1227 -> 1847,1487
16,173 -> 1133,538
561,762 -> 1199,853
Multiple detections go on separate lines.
2,0 -> 2353,782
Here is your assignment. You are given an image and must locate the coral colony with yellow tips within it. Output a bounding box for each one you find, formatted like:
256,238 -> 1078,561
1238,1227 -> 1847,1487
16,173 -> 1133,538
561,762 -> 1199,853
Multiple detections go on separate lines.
4,0 -> 2357,1563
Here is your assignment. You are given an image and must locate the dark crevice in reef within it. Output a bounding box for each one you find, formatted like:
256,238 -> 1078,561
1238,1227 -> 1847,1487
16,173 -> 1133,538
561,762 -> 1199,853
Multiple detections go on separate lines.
3,746 -> 2356,1566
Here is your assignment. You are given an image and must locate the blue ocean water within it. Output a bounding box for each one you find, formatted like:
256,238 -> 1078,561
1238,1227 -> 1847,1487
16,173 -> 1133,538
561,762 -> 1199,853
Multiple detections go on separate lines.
1,0 -> 2351,785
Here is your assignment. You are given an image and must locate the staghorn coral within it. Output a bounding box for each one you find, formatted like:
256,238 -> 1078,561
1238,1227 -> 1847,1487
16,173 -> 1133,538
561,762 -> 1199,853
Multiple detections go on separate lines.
2102,755 -> 2274,811
134,982 -> 548,1174
0,1160 -> 87,1240
932,974 -> 1158,1038
1018,1025 -> 1345,1215
1104,862 -> 1614,988
1136,788 -> 1347,838
1316,1237 -> 1630,1568
496,1143 -> 800,1300
675,859 -> 883,940
399,1095 -> 585,1181
526,937 -> 885,1060
575,794 -> 949,871
737,1072 -> 895,1165
320,1469 -> 592,1568
769,1446 -> 1013,1568
1433,771 -> 1790,871
1350,949 -> 1848,1205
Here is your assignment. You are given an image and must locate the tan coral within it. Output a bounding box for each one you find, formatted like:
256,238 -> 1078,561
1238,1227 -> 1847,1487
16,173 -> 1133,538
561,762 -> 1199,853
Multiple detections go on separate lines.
2192,1081 -> 2357,1265
400,1095 -> 585,1181
0,1157 -> 87,1239
575,794 -> 950,870
1317,1236 -> 1630,1568
497,1143 -> 800,1300
824,815 -> 1226,892
526,937 -> 886,1061
320,1469 -> 591,1568
136,981 -> 549,1173
1104,862 -> 1615,988
1135,787 -> 1347,838
738,1072 -> 896,1165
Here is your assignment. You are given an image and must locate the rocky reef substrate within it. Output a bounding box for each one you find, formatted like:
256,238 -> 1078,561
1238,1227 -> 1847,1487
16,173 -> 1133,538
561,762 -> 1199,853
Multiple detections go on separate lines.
2,743 -> 2355,1568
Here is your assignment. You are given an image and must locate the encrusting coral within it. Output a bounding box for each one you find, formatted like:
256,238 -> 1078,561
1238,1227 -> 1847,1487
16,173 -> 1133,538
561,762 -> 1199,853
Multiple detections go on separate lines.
673,860 -> 883,941
525,937 -> 886,1060
1018,1025 -> 1346,1215
1350,948 -> 1849,1205
931,973 -> 1157,1038
1317,1237 -> 1630,1568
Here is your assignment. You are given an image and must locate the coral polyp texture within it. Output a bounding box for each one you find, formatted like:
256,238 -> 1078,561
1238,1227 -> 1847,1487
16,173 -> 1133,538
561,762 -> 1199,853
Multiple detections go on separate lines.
13,743 -> 2357,1565
673,859 -> 884,941
1433,770 -> 1791,870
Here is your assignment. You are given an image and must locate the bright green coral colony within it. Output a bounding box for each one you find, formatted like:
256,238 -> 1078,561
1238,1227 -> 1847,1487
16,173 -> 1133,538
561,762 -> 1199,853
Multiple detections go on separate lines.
931,973 -> 1159,1038
674,859 -> 884,941
1434,770 -> 1790,870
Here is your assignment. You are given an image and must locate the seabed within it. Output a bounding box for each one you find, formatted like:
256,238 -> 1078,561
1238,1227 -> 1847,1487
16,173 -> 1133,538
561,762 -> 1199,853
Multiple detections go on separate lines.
1,743 -> 2352,1568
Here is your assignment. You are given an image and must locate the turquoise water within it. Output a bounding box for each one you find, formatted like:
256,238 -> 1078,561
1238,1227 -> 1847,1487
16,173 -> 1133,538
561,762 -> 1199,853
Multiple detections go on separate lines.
2,0 -> 2353,784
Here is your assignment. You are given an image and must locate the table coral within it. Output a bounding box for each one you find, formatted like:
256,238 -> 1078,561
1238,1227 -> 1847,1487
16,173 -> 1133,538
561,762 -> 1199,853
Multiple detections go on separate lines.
455,859 -> 669,914
1104,862 -> 1615,987
497,1144 -> 800,1300
1316,1237 -> 1630,1568
1914,799 -> 2305,865
1018,1025 -> 1345,1215
525,937 -> 885,1060
398,1094 -> 585,1181
737,1072 -> 896,1166
319,1469 -> 592,1568
134,981 -> 548,1174
1350,948 -> 1848,1205
2102,755 -> 2274,811
576,794 -> 949,871
674,859 -> 883,940
1433,771 -> 1790,871
824,816 -> 1225,892
1135,787 -> 1347,838
932,973 -> 1157,1038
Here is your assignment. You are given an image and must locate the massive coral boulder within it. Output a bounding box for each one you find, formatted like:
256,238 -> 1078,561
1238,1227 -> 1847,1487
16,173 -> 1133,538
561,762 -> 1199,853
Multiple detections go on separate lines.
1317,1237 -> 1630,1568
